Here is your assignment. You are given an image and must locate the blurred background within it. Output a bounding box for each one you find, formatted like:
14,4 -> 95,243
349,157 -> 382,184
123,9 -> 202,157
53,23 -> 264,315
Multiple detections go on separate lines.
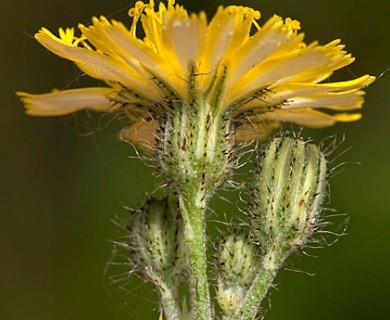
1,0 -> 389,319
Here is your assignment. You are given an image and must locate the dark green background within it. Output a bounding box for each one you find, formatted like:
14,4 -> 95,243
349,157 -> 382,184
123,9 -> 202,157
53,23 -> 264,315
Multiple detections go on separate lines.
2,0 -> 389,319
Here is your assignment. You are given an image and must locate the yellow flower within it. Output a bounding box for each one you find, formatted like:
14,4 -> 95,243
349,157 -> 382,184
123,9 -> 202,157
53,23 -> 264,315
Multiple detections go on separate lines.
17,0 -> 374,150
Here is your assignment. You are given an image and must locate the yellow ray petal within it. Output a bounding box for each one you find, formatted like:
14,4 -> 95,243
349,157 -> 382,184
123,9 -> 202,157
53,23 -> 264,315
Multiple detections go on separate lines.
233,75 -> 375,115
199,5 -> 260,75
262,109 -> 362,128
161,10 -> 206,77
229,40 -> 354,101
280,90 -> 365,111
17,87 -> 120,116
79,17 -> 172,79
35,28 -> 158,98
229,15 -> 304,85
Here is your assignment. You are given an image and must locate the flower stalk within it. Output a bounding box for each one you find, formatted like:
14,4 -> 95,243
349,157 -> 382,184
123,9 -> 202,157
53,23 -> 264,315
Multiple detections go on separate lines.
178,195 -> 211,320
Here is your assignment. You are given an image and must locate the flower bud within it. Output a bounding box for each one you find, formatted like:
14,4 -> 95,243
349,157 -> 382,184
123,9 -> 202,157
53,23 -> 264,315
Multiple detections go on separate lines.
216,231 -> 262,316
156,91 -> 235,201
127,196 -> 186,285
250,137 -> 328,251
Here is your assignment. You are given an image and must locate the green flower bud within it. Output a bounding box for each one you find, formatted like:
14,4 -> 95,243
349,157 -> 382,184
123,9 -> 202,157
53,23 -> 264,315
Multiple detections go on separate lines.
216,231 -> 262,316
127,196 -> 186,285
250,137 -> 328,252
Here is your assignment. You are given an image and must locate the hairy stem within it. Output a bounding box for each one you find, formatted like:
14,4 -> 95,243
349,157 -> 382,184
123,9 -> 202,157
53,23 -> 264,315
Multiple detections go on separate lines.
179,191 -> 211,320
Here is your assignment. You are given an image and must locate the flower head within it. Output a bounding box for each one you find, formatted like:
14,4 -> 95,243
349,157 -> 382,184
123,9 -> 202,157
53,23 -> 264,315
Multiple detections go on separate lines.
18,0 -> 374,150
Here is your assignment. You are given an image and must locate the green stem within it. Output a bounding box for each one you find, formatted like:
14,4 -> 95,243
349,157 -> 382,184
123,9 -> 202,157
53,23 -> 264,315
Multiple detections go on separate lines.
179,190 -> 212,320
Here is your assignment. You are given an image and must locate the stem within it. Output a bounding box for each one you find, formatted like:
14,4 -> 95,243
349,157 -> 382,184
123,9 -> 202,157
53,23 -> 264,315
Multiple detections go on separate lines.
179,192 -> 211,320
228,244 -> 288,320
